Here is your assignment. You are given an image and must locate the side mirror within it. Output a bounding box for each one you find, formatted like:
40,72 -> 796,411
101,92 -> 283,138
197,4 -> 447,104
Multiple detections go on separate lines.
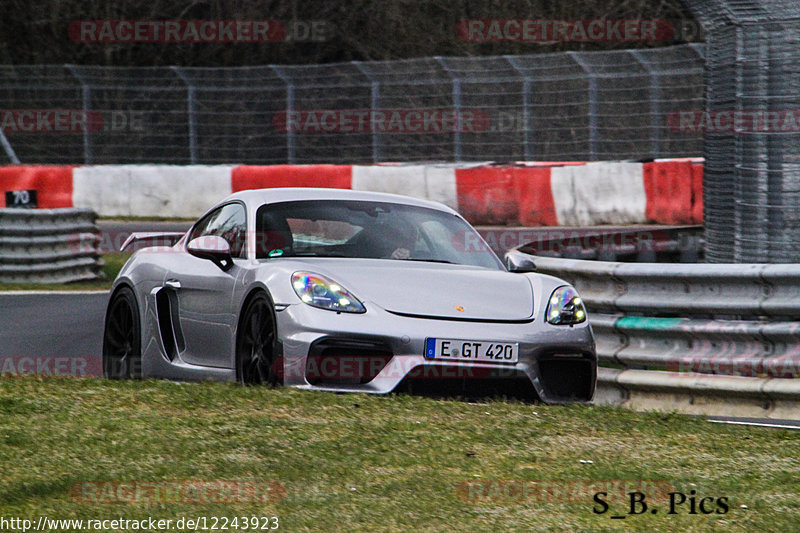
505,251 -> 537,273
187,236 -> 234,271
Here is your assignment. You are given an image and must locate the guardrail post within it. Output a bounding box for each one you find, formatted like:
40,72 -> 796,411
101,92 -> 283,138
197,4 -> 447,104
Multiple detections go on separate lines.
171,67 -> 198,164
66,65 -> 93,164
271,66 -> 296,165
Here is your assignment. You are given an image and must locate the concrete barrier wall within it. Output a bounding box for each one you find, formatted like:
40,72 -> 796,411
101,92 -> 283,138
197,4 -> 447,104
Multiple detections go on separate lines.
0,160 -> 705,225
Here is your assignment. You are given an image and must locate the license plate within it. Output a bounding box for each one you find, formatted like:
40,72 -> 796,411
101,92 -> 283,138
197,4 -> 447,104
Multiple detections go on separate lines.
424,338 -> 519,363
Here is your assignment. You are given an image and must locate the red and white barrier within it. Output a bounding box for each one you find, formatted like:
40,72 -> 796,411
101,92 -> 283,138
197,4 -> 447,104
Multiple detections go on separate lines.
233,164 -> 352,192
351,165 -> 459,210
0,160 -> 704,225
73,165 -> 234,217
552,162 -> 648,226
0,165 -> 74,208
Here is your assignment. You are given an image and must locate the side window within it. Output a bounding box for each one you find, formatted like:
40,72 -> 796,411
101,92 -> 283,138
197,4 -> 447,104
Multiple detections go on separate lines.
188,203 -> 247,258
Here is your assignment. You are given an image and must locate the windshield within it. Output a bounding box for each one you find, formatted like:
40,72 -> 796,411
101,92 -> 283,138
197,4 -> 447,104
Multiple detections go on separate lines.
255,200 -> 503,270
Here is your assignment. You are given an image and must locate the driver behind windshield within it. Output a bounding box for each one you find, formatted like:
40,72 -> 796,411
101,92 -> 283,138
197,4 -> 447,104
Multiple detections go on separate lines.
361,218 -> 418,260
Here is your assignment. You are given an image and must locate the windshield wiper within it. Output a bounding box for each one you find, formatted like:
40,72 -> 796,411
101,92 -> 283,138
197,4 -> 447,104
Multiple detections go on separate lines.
288,251 -> 349,258
398,258 -> 454,264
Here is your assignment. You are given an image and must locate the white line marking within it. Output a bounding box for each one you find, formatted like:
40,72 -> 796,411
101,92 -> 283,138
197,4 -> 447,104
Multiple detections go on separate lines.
709,420 -> 800,430
0,290 -> 109,295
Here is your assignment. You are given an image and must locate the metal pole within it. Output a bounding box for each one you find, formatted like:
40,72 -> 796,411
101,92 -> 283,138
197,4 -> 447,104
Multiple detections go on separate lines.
271,65 -> 296,164
568,53 -> 598,161
435,57 -> 463,162
0,127 -> 20,164
66,64 -> 93,164
171,67 -> 198,164
352,61 -> 382,163
505,56 -> 534,161
630,50 -> 661,159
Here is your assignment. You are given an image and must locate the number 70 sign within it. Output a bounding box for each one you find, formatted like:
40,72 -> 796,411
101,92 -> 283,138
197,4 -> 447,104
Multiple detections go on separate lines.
4,189 -> 37,208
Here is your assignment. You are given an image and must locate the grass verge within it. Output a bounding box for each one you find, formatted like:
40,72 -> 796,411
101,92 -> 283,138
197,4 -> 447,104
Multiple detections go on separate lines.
1,377 -> 798,532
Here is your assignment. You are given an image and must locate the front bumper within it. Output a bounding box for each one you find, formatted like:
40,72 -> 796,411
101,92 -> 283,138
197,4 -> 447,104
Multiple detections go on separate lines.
275,301 -> 596,403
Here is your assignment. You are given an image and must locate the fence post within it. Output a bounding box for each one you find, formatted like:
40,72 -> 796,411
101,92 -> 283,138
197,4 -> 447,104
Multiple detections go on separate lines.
505,56 -> 534,161
66,65 -> 93,164
435,57 -> 463,162
630,51 -> 661,159
0,127 -> 20,164
271,65 -> 296,164
352,61 -> 382,163
171,67 -> 198,164
568,53 -> 598,161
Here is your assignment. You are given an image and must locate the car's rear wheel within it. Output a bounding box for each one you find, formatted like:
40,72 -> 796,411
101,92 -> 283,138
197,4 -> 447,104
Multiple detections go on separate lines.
236,292 -> 280,386
102,286 -> 142,379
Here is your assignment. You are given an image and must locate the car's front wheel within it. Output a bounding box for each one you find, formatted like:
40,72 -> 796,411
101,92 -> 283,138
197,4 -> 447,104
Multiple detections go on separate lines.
102,286 -> 142,379
236,292 -> 281,386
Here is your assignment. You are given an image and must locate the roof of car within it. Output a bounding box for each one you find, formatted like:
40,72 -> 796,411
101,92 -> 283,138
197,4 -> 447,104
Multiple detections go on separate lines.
224,187 -> 459,214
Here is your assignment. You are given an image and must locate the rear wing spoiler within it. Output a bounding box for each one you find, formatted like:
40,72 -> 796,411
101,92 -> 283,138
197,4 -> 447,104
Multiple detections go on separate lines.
120,232 -> 185,252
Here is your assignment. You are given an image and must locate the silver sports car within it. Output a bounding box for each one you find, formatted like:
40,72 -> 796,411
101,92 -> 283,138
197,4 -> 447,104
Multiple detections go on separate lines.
103,188 -> 596,403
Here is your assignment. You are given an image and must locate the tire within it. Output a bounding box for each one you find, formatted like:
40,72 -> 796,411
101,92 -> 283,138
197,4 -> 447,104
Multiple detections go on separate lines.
102,286 -> 142,379
236,292 -> 281,386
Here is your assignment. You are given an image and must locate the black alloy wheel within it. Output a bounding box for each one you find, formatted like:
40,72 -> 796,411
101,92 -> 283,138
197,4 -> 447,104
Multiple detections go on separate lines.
102,286 -> 142,379
236,292 -> 281,386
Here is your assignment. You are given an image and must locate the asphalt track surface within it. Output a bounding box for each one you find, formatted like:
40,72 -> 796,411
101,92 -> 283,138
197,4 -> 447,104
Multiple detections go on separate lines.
1,221 -> 797,428
0,292 -> 107,360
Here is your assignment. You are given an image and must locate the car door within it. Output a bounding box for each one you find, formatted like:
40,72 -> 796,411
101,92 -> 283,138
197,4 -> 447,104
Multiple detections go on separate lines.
165,202 -> 247,368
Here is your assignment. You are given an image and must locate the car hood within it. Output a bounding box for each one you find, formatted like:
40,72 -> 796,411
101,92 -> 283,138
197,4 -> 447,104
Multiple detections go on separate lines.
286,259 -> 535,321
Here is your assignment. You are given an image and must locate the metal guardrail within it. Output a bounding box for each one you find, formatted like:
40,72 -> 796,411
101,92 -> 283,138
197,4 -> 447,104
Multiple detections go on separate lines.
523,253 -> 800,412
0,208 -> 103,283
531,256 -> 800,318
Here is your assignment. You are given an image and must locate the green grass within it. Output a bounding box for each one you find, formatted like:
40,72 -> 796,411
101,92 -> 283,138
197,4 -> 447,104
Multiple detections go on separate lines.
1,377 -> 798,532
0,253 -> 129,291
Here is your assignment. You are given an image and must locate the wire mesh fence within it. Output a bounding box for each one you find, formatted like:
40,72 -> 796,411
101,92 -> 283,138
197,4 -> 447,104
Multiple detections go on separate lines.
681,0 -> 800,263
0,44 -> 705,165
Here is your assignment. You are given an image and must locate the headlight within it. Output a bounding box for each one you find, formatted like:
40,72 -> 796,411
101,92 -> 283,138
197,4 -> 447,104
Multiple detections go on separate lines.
291,272 -> 366,313
546,286 -> 587,325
